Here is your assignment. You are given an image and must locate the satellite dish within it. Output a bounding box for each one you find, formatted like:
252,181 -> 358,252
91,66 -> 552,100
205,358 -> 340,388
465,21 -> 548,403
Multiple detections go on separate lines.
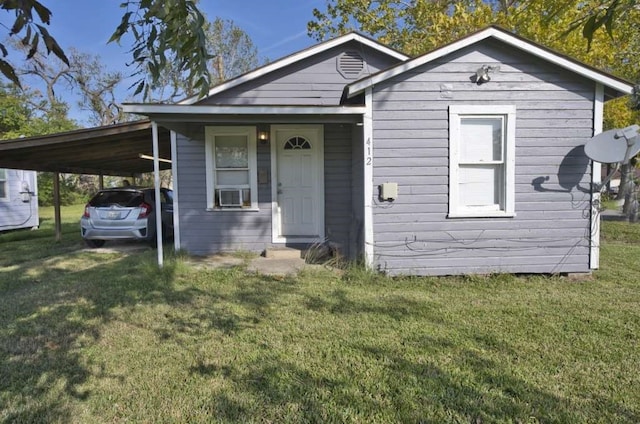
585,124 -> 640,164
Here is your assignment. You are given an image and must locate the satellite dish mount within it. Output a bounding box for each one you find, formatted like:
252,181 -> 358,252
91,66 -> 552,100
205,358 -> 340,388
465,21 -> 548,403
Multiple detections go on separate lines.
584,124 -> 640,221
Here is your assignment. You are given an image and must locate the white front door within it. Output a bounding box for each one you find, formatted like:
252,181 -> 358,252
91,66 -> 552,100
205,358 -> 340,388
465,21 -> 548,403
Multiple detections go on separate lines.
271,125 -> 324,243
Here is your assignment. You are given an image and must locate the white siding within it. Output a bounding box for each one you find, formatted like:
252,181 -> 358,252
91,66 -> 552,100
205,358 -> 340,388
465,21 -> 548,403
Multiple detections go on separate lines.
0,169 -> 39,231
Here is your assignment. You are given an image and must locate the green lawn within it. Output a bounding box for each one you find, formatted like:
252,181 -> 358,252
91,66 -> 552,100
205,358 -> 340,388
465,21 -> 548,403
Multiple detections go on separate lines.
1,206 -> 639,423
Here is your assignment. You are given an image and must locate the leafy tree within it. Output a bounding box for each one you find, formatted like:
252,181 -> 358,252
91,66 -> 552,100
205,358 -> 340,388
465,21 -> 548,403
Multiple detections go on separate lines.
309,0 -> 639,50
0,84 -> 78,205
0,0 -> 213,99
0,84 -> 32,138
36,172 -> 84,206
0,83 -> 75,139
567,0 -> 640,48
68,50 -> 129,126
0,0 -> 67,86
10,35 -> 131,127
149,18 -> 262,103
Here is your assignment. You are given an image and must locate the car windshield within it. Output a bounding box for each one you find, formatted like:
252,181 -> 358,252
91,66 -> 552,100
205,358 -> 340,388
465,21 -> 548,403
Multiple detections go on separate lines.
89,191 -> 144,208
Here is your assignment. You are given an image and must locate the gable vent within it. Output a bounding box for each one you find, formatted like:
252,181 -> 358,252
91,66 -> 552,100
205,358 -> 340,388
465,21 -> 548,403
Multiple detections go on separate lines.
337,51 -> 365,79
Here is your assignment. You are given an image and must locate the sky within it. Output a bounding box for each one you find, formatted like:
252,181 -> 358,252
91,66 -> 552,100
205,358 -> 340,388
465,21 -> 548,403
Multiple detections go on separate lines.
15,0 -> 328,125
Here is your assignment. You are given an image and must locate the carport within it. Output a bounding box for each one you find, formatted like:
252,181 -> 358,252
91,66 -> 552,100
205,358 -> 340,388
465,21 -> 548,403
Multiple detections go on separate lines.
0,120 -> 172,264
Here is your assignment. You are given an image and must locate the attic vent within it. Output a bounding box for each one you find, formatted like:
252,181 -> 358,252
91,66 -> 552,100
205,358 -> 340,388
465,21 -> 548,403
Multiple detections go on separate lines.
337,51 -> 365,79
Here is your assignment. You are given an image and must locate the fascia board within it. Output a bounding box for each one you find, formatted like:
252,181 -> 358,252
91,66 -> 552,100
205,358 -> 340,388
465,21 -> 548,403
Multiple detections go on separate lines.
346,27 -> 634,98
123,104 -> 367,115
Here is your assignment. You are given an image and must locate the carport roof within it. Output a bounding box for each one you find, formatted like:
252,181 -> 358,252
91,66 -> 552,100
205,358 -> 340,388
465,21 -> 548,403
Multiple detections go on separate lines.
0,120 -> 171,176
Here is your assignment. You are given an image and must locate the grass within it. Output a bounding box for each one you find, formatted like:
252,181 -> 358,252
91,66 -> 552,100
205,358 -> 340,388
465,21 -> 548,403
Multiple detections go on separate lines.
1,206 -> 640,423
599,196 -> 621,212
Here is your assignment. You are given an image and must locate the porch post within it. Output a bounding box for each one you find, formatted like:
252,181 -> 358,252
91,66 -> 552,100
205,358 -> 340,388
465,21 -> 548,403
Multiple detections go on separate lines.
590,83 -> 604,269
53,172 -> 62,242
152,121 -> 164,267
170,130 -> 181,252
363,88 -> 374,268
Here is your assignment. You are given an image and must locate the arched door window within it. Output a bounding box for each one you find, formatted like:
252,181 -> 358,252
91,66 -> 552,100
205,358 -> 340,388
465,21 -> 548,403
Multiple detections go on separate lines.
284,136 -> 311,150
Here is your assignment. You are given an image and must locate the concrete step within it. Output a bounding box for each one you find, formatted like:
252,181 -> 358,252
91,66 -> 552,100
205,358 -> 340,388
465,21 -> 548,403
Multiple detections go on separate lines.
263,247 -> 303,259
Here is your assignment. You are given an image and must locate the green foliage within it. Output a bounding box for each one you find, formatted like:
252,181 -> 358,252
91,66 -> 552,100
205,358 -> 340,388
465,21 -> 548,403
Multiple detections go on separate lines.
0,0 -> 69,87
36,173 -> 85,206
0,1 -> 215,101
0,85 -> 80,206
109,0 -> 213,100
68,49 -> 128,126
0,84 -> 32,137
565,0 -> 639,48
149,17 -> 262,102
0,84 -> 76,140
309,0 -> 639,56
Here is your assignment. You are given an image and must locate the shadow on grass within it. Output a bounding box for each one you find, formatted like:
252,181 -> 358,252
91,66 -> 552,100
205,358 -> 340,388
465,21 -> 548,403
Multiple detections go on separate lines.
155,272 -> 302,339
2,237 -> 638,422
0,245 -> 182,423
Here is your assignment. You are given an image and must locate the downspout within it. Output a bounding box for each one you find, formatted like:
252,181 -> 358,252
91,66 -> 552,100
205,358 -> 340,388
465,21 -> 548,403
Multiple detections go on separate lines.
152,121 -> 164,267
590,83 -> 604,269
363,87 -> 374,268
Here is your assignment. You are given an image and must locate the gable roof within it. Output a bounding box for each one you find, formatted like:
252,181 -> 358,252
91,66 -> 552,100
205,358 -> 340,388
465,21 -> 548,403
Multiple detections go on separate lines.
344,25 -> 634,100
180,32 -> 409,105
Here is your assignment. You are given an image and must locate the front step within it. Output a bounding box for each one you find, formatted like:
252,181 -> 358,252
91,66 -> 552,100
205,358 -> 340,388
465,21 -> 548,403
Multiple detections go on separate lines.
263,247 -> 303,259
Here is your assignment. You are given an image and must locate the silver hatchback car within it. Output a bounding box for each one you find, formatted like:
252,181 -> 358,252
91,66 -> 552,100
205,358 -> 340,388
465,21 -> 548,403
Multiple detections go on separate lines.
80,187 -> 173,248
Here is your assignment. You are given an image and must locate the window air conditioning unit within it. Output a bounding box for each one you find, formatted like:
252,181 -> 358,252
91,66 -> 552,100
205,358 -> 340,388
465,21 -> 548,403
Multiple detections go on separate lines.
218,189 -> 243,207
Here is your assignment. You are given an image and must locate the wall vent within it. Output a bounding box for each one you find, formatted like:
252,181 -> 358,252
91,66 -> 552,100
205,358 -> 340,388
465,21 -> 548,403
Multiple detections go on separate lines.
337,51 -> 365,79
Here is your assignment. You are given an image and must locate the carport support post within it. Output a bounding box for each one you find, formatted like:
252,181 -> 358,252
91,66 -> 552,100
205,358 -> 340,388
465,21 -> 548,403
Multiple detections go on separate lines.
98,174 -> 104,190
152,122 -> 164,267
53,172 -> 62,242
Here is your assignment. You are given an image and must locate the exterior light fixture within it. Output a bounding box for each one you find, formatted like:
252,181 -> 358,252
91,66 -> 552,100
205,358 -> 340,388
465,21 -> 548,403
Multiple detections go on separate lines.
257,125 -> 269,145
475,65 -> 499,84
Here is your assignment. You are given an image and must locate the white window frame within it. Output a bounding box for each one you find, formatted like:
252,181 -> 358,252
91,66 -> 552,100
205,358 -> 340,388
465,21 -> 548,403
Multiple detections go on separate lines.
0,169 -> 7,201
205,126 -> 258,211
449,105 -> 516,218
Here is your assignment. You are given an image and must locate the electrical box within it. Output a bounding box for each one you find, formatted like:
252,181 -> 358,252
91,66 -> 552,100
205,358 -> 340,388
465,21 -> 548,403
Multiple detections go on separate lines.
379,182 -> 398,201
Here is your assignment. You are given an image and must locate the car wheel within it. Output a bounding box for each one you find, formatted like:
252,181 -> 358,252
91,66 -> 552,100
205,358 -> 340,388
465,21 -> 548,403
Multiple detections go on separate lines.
148,231 -> 158,247
85,239 -> 106,248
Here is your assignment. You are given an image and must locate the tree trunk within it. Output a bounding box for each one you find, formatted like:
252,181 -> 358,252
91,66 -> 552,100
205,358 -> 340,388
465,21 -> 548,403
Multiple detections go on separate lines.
616,163 -> 630,200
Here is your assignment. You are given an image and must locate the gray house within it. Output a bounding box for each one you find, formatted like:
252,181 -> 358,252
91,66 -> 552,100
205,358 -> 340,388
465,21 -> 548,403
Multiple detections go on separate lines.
124,26 -> 634,276
0,168 -> 38,231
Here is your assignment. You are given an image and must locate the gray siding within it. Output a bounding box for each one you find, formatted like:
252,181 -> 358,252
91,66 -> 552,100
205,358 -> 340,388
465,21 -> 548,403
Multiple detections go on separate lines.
324,123 -> 354,258
371,39 -> 595,275
176,123 -> 354,256
350,125 -> 365,259
200,42 -> 403,106
175,129 -> 273,254
0,169 -> 38,231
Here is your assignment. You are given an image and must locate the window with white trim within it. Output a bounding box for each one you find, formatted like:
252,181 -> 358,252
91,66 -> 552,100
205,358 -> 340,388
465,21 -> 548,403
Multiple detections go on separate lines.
0,169 -> 7,200
449,105 -> 516,217
205,126 -> 258,210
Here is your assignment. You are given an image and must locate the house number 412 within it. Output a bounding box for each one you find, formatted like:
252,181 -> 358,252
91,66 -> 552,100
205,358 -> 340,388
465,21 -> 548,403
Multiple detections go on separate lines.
366,138 -> 372,166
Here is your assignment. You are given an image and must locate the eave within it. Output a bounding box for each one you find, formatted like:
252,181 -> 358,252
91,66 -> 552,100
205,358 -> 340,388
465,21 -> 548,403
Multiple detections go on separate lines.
345,26 -> 634,100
